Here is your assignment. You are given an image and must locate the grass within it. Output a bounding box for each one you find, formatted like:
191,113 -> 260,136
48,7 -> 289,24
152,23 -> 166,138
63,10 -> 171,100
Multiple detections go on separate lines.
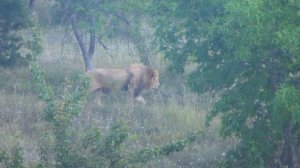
0,71 -> 42,166
0,28 -> 233,167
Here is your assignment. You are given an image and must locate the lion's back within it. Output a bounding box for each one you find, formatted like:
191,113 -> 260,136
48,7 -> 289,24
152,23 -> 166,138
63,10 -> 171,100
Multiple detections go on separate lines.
86,68 -> 130,92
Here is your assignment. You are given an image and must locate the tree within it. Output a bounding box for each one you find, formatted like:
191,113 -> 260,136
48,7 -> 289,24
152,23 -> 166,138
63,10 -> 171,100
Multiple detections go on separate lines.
0,0 -> 30,67
28,0 -> 35,9
152,0 -> 300,167
54,0 -> 151,71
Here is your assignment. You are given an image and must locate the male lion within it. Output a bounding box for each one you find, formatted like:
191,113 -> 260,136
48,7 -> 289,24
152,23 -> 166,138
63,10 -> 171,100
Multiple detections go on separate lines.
86,64 -> 159,104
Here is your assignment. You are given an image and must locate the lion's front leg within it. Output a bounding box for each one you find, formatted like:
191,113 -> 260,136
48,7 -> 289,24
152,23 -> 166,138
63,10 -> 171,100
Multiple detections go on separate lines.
128,84 -> 145,105
130,84 -> 146,104
135,96 -> 145,105
90,92 -> 102,106
95,95 -> 102,106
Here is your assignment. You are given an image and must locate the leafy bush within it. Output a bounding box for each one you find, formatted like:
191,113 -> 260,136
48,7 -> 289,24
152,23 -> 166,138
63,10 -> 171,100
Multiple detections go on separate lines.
152,0 -> 300,167
0,143 -> 25,168
0,0 -> 31,67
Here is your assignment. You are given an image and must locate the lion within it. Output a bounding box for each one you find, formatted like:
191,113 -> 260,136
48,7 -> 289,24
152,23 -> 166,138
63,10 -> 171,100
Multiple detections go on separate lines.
86,63 -> 159,104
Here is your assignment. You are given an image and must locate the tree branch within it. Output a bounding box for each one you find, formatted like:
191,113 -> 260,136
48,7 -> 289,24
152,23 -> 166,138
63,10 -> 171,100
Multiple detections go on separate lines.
96,37 -> 115,63
98,9 -> 130,25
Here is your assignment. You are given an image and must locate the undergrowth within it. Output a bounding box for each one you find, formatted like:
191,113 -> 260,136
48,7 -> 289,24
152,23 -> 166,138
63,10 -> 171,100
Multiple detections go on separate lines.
0,28 -> 232,167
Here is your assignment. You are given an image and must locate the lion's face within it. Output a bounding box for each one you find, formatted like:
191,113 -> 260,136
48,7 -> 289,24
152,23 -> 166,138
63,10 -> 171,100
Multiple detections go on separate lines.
149,70 -> 159,89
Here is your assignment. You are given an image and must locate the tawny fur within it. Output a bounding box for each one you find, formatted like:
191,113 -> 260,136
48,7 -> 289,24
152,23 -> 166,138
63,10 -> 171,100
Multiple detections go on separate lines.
86,64 -> 159,104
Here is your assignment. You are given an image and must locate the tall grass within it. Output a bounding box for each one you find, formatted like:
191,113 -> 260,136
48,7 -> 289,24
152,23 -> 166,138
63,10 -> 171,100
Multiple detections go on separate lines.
0,28 -> 233,167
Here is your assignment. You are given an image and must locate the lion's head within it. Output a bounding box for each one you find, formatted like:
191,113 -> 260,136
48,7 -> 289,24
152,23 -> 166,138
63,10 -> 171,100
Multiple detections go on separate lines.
128,63 -> 159,90
148,69 -> 159,89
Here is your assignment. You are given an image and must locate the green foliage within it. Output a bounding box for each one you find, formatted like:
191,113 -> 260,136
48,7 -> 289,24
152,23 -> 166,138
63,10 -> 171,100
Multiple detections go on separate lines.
30,59 -> 90,168
80,122 -> 128,167
0,149 -> 7,166
9,145 -> 24,168
272,85 -> 300,144
29,27 -> 55,121
152,0 -> 300,167
29,27 -> 90,168
274,85 -> 300,124
0,0 -> 31,67
126,132 -> 197,165
0,144 -> 24,168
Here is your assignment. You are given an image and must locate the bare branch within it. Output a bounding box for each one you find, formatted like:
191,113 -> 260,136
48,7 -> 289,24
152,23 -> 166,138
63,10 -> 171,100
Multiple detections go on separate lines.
98,9 -> 130,25
96,37 -> 115,63
59,26 -> 73,57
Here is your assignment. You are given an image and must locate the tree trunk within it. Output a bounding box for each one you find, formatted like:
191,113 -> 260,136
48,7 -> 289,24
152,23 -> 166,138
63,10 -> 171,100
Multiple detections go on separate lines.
70,14 -> 95,71
29,0 -> 35,9
280,123 -> 294,167
294,139 -> 300,167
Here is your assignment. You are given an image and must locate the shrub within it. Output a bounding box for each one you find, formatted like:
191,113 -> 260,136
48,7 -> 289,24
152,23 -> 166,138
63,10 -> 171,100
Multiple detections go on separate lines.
0,0 -> 31,67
